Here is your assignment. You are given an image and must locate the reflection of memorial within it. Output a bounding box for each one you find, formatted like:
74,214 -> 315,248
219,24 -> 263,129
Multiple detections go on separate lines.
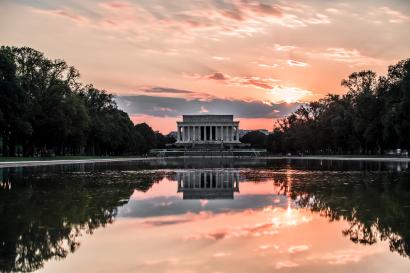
177,170 -> 240,199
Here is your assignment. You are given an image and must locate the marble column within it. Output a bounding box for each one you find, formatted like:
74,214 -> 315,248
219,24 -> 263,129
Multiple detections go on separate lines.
236,126 -> 239,141
188,126 -> 190,141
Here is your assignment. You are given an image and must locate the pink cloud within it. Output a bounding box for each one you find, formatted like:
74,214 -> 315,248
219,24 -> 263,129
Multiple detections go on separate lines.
32,8 -> 88,23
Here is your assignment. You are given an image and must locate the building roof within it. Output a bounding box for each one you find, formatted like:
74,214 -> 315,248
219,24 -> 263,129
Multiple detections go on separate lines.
182,115 -> 234,122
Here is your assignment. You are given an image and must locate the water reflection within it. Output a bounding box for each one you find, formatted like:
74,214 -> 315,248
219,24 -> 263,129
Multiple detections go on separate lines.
177,170 -> 240,199
0,159 -> 409,273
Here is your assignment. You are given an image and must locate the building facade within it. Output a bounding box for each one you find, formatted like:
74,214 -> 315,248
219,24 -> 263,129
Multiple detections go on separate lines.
175,115 -> 240,145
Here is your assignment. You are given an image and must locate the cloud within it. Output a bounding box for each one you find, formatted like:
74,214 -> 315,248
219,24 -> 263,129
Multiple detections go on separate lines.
204,72 -> 280,90
307,48 -> 382,66
29,0 -> 333,45
199,106 -> 209,113
270,86 -> 312,103
116,93 -> 301,118
101,1 -> 130,10
32,8 -> 88,23
379,6 -> 409,23
208,72 -> 227,80
287,60 -> 308,67
142,87 -> 195,94
274,44 -> 298,52
325,8 -> 341,14
246,2 -> 283,17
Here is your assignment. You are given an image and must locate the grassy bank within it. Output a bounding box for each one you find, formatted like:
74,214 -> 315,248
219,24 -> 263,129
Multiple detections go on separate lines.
0,156 -> 137,162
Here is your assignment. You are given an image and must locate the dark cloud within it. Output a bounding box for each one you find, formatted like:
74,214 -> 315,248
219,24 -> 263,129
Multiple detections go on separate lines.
142,87 -> 195,94
203,72 -> 280,90
116,92 -> 301,118
208,72 -> 227,80
251,3 -> 283,17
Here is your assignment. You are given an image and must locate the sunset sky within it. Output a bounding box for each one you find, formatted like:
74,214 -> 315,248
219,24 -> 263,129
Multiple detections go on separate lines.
1,0 -> 410,133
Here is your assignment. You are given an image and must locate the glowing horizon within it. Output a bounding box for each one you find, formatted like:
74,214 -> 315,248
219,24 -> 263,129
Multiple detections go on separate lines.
1,0 -> 410,133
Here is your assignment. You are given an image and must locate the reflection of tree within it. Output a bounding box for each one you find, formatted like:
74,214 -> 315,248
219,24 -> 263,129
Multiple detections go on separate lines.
0,167 -> 166,272
281,171 -> 410,258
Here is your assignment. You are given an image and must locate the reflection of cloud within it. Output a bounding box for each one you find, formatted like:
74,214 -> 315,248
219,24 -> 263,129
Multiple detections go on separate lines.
212,56 -> 231,61
258,244 -> 279,251
154,201 -> 174,207
288,245 -> 310,253
212,252 -> 232,258
199,199 -> 208,207
142,211 -> 213,226
274,44 -> 298,52
308,248 -> 384,265
287,60 -> 308,67
258,63 -> 279,68
184,221 -> 277,241
275,261 -> 299,269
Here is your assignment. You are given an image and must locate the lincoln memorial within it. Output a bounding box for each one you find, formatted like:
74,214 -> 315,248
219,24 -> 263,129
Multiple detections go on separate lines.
175,115 -> 240,147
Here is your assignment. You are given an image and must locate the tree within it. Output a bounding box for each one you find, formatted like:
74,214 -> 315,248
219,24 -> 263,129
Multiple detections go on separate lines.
240,131 -> 267,149
1,46 -> 171,157
268,59 -> 410,155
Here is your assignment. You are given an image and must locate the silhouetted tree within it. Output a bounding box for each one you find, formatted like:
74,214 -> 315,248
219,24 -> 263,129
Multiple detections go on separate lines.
0,46 -> 172,156
268,59 -> 410,154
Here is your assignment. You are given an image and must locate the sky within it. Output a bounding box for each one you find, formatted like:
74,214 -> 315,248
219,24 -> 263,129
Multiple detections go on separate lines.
1,0 -> 410,133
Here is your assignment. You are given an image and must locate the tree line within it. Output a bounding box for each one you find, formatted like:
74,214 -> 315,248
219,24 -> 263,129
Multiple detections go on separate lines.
241,59 -> 410,155
0,46 -> 173,157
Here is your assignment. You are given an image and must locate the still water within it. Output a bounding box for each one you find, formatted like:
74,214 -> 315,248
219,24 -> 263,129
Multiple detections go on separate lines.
1,158 -> 410,273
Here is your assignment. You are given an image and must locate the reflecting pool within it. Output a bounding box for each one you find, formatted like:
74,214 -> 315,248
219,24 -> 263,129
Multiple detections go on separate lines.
1,158 -> 410,273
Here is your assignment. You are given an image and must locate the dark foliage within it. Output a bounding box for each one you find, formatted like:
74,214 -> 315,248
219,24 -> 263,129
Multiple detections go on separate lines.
0,46 -> 171,156
266,61 -> 410,154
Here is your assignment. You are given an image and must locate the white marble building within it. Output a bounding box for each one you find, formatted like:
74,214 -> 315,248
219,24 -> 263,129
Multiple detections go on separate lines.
175,115 -> 240,145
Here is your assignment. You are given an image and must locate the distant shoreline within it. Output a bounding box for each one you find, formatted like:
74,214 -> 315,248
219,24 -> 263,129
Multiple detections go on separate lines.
0,155 -> 409,168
